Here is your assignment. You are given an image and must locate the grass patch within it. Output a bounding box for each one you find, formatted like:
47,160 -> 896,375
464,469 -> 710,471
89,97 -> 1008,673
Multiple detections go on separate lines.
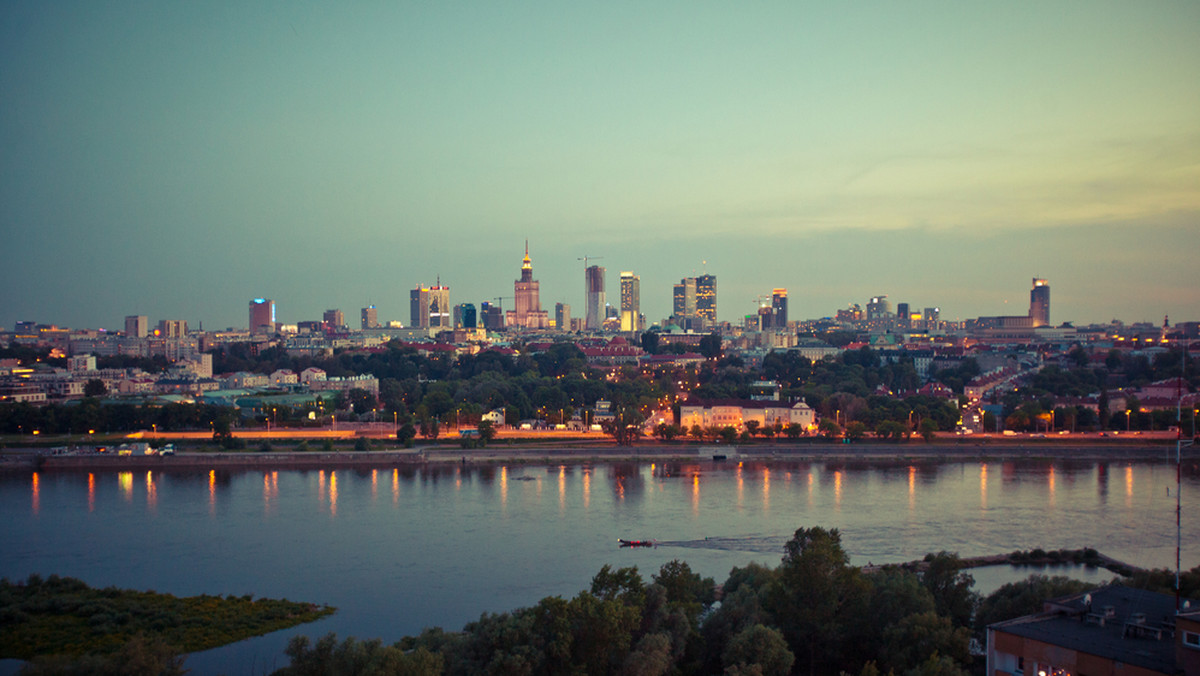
0,574 -> 334,660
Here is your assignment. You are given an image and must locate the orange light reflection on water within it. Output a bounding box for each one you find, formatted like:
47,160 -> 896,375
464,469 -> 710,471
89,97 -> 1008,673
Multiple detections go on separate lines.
1125,464 -> 1134,507
762,467 -> 770,513
980,463 -> 988,510
31,472 -> 40,515
833,470 -> 843,510
1048,465 -> 1056,509
371,469 -> 377,500
558,466 -> 566,514
392,468 -> 399,504
208,470 -> 216,514
500,466 -> 508,509
582,468 -> 591,510
87,473 -> 95,513
119,472 -> 133,501
908,466 -> 916,512
329,471 -> 338,517
146,471 -> 157,511
736,462 -> 744,508
691,473 -> 700,517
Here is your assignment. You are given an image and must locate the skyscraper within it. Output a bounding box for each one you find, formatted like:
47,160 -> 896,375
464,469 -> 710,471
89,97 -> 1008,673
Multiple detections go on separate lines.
585,266 -> 605,331
1029,278 -> 1050,327
771,289 -> 788,328
555,303 -> 571,332
411,284 -> 450,329
124,315 -> 148,338
507,242 -> 549,329
456,303 -> 477,329
361,306 -> 379,329
673,278 -> 697,319
323,309 -> 344,330
249,299 -> 275,333
620,271 -> 640,332
696,274 -> 716,325
866,295 -> 891,322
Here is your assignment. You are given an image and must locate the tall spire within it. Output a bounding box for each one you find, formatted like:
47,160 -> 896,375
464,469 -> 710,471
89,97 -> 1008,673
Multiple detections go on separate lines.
522,239 -> 532,270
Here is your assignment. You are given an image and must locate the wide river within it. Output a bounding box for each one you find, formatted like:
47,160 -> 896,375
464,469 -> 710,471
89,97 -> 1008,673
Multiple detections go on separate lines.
3,457 -> 1199,674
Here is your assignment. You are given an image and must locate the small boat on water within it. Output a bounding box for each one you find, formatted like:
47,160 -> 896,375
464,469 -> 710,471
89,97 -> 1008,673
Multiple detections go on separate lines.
618,539 -> 655,548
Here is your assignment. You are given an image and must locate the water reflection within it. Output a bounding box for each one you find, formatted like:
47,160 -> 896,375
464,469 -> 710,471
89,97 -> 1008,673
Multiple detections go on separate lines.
31,472 -> 39,515
1048,465 -> 1056,509
371,469 -> 378,500
500,466 -> 508,509
582,467 -> 591,510
329,471 -> 338,517
392,468 -> 400,504
119,472 -> 133,501
834,469 -> 843,510
908,466 -> 916,512
736,462 -> 744,508
558,466 -> 566,515
1097,463 -> 1108,503
87,472 -> 95,513
980,464 -> 988,510
146,471 -> 157,512
208,469 -> 216,514
762,467 -> 770,513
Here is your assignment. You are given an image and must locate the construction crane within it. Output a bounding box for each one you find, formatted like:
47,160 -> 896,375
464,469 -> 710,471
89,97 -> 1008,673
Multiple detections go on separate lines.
577,255 -> 604,269
491,296 -> 514,310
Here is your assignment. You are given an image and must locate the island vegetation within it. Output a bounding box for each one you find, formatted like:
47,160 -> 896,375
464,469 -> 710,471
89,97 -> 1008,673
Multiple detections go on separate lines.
0,574 -> 333,673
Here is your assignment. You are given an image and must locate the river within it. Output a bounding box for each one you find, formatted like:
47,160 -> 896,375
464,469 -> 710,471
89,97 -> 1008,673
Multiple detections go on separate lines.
3,457 -> 1198,674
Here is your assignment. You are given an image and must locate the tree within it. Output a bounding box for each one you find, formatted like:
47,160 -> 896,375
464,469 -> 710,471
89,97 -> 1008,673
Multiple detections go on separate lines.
477,419 -> 496,444
768,527 -> 870,675
784,423 -> 804,440
654,422 -> 680,442
845,421 -> 868,441
396,422 -> 417,447
744,420 -> 761,437
603,406 -> 645,446
919,418 -> 938,442
975,575 -> 1096,630
83,379 -> 107,397
723,624 -> 794,676
719,426 -> 738,444
818,420 -> 842,439
698,333 -> 723,360
920,552 -> 978,629
346,388 -> 376,416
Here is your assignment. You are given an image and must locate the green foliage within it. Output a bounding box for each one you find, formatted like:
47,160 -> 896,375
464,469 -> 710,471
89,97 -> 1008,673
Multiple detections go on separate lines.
974,575 -> 1097,631
0,575 -> 334,661
723,624 -> 793,676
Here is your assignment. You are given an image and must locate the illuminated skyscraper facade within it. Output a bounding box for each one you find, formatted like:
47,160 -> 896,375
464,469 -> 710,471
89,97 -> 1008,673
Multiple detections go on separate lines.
249,299 -> 275,333
361,306 -> 379,329
619,271 -> 640,332
410,284 -> 450,329
673,278 -> 696,318
323,309 -> 344,330
1029,278 -> 1050,327
696,274 -> 716,324
585,266 -> 605,331
771,289 -> 787,328
555,303 -> 571,331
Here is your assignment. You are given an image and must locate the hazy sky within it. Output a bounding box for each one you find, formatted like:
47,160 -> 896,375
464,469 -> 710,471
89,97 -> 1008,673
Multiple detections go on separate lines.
3,2 -> 1198,331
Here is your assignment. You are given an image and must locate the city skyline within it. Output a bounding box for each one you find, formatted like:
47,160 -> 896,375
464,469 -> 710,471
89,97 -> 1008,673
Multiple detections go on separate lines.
2,3 -> 1197,330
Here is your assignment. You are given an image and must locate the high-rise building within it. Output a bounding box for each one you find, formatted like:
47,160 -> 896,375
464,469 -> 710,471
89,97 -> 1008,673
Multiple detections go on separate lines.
323,309 -> 345,330
1029,278 -> 1050,327
924,307 -> 940,330
866,295 -> 891,322
480,301 -> 504,331
673,278 -> 697,319
620,272 -> 640,332
361,306 -> 379,330
696,274 -> 716,324
157,319 -> 187,338
249,299 -> 275,333
585,266 -> 605,331
124,315 -> 148,338
555,303 -> 571,332
455,303 -> 477,329
771,289 -> 788,328
507,242 -> 550,329
411,284 -> 451,329
896,303 -> 910,329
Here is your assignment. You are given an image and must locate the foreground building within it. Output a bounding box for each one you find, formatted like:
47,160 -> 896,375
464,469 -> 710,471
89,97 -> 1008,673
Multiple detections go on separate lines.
987,584 -> 1200,676
678,398 -> 816,432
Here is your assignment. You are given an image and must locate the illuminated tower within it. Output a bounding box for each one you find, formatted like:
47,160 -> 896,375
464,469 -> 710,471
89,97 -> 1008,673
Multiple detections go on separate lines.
361,306 -> 379,329
771,289 -> 788,328
673,278 -> 697,319
411,283 -> 450,329
696,274 -> 716,325
1029,278 -> 1050,328
585,266 -> 606,331
508,242 -> 549,329
249,299 -> 275,333
620,271 -> 640,332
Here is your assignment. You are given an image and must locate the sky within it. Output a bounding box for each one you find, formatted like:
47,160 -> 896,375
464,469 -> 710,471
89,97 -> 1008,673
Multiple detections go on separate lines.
2,2 -> 1198,332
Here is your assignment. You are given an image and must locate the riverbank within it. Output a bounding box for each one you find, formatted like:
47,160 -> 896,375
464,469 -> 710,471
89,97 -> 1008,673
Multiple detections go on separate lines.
2,438 -> 1191,473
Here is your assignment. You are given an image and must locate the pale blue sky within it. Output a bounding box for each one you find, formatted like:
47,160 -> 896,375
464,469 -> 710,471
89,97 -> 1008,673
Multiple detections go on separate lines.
2,2 -> 1197,330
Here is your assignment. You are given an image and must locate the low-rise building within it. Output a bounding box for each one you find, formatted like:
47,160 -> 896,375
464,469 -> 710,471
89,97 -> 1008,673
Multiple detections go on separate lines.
987,584 -> 1200,676
679,398 -> 816,432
